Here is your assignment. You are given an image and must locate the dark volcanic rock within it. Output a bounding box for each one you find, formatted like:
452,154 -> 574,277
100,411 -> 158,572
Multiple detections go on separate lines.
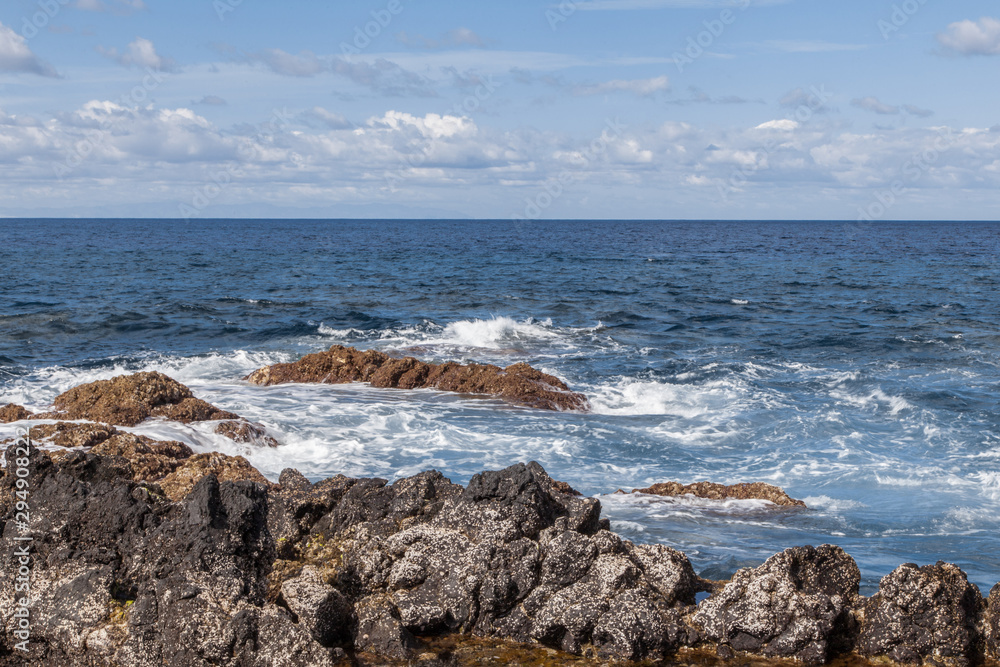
245,345 -> 590,412
986,583 -> 1000,661
4,444 -> 992,667
280,565 -> 351,646
857,562 -> 985,666
47,372 -> 238,427
632,480 -> 806,508
694,545 -> 861,664
0,404 -> 31,423
306,462 -> 699,662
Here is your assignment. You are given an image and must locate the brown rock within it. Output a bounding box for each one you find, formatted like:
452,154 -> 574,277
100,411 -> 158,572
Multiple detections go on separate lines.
91,432 -> 194,483
215,420 -> 281,448
632,481 -> 806,508
157,452 -> 272,501
245,345 -> 589,412
48,371 -> 238,427
21,422 -> 118,449
150,396 -> 239,423
0,403 -> 32,423
551,479 -> 583,497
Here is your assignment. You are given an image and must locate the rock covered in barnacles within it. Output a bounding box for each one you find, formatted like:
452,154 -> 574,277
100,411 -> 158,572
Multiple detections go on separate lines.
694,545 -> 861,664
857,562 -> 985,666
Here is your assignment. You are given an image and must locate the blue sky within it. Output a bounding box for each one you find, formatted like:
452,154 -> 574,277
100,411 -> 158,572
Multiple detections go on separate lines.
1,0 -> 998,219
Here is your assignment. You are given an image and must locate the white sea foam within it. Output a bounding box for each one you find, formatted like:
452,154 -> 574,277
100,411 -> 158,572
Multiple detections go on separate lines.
802,495 -> 867,512
316,316 -> 603,360
731,299 -> 749,305
439,316 -> 558,349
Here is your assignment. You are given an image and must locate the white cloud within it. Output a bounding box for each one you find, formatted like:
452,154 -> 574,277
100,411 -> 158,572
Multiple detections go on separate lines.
0,21 -> 58,77
852,96 -> 899,115
5,99 -> 1000,219
98,37 -> 175,71
937,17 -> 1000,55
755,119 -> 799,131
573,75 -> 669,97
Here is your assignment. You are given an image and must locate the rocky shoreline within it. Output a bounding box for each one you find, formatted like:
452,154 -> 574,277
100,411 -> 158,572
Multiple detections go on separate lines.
0,366 -> 998,666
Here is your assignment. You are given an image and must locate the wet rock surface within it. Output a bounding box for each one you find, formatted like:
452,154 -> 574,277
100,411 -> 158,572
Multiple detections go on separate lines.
0,404 -> 31,423
17,372 -> 280,448
857,562 -> 985,666
44,371 -> 238,427
630,481 -> 806,508
14,421 -> 119,449
214,419 -> 281,448
1,447 -> 996,667
245,345 -> 590,412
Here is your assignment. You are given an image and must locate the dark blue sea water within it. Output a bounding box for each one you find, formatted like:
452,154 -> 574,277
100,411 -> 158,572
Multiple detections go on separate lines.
1,219 -> 998,594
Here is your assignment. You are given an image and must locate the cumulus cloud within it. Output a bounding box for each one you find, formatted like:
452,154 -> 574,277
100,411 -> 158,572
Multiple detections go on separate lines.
395,28 -> 485,50
755,119 -> 799,131
0,22 -> 58,77
852,96 -> 899,115
937,17 -> 1000,55
5,98 -> 999,219
573,75 -> 669,97
98,37 -> 176,71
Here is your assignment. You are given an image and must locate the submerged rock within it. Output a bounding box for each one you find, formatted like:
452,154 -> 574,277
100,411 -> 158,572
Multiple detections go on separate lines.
857,562 -> 985,666
694,545 -> 861,664
245,345 -> 590,412
215,419 -> 280,448
631,481 -> 806,508
0,403 -> 31,423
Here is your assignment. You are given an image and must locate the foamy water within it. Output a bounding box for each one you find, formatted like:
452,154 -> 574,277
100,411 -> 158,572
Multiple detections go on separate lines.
2,219 -> 998,594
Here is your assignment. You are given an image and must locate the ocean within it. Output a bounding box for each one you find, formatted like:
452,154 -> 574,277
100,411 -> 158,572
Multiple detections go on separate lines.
1,219 -> 998,594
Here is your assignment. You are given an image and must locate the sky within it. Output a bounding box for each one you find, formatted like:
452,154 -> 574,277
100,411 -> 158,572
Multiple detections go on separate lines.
0,0 -> 998,219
